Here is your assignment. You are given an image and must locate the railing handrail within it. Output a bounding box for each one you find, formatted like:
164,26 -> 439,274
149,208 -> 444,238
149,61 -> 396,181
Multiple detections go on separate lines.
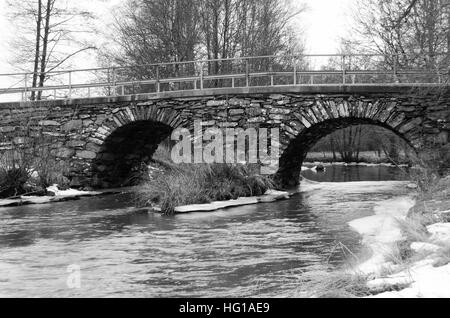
1,53 -> 449,102
2,52 -> 450,78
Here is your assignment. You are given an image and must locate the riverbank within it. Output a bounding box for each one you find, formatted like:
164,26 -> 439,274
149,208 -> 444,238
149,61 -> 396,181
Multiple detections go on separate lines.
346,176 -> 450,298
0,186 -> 130,208
303,161 -> 410,168
305,151 -> 412,166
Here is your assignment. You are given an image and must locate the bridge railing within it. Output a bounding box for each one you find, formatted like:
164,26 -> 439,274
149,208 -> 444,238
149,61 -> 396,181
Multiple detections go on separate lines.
0,54 -> 449,102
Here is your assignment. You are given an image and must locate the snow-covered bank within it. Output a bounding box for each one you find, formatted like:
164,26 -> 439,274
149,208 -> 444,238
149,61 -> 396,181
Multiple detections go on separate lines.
368,222 -> 450,298
347,179 -> 450,298
348,196 -> 416,275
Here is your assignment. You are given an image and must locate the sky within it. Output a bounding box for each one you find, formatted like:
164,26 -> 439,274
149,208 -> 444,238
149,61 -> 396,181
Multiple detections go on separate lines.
0,0 -> 355,87
302,0 -> 355,53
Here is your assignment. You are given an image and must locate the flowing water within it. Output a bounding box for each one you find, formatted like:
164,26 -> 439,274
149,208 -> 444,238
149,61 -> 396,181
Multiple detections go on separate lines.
0,165 -> 411,298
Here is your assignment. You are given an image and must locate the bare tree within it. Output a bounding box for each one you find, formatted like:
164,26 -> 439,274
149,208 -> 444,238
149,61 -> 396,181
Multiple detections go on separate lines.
6,0 -> 97,100
104,0 -> 200,80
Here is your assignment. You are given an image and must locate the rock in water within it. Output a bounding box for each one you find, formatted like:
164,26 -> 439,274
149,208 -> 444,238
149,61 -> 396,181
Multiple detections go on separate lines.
315,164 -> 326,172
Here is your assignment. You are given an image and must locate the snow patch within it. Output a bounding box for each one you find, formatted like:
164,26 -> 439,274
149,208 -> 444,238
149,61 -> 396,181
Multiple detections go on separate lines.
0,185 -> 104,207
370,262 -> 450,298
171,190 -> 291,214
427,223 -> 450,245
410,242 -> 442,254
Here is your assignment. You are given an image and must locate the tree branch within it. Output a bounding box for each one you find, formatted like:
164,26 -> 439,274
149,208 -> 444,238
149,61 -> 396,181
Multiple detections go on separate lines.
392,0 -> 419,29
46,46 -> 97,72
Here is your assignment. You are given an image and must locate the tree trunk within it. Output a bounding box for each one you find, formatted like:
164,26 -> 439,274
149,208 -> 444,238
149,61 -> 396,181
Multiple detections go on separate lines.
37,0 -> 52,100
31,0 -> 42,101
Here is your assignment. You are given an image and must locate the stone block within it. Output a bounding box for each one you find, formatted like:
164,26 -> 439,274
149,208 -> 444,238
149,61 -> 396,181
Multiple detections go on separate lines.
207,100 -> 226,107
67,140 -> 86,148
0,126 -> 15,133
229,109 -> 245,115
39,120 -> 60,126
56,148 -> 75,159
62,120 -> 83,131
76,150 -> 97,159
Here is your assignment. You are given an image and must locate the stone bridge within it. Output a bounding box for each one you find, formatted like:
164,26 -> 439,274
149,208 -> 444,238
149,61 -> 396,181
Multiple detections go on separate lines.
0,86 -> 449,189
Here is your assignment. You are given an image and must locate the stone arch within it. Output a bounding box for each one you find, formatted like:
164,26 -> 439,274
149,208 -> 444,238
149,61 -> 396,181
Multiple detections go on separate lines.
275,98 -> 421,188
89,104 -> 183,188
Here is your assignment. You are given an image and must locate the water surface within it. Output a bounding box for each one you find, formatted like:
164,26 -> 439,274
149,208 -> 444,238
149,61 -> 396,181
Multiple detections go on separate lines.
0,165 -> 410,297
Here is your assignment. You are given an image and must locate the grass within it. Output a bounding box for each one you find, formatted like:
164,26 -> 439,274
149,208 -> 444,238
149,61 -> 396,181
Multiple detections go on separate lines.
310,272 -> 372,298
135,146 -> 274,215
136,163 -> 274,215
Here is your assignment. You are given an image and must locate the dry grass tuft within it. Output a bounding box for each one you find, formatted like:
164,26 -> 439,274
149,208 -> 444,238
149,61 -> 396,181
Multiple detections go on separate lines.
134,146 -> 274,215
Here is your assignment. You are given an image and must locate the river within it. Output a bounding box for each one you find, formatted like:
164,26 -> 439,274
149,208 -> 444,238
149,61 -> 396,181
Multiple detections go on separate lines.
0,165 -> 411,297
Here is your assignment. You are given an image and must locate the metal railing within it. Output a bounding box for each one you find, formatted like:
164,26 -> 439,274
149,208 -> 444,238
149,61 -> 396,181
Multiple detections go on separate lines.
0,54 -> 449,102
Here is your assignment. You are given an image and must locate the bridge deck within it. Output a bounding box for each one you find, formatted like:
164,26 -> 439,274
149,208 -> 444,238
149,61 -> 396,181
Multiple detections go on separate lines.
0,84 -> 448,108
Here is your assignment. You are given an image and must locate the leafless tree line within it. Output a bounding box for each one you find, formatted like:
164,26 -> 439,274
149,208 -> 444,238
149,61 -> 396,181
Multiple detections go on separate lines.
348,0 -> 450,71
102,0 -> 305,80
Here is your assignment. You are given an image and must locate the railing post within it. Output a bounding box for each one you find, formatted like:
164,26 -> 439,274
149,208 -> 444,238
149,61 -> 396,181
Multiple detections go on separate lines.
342,55 -> 346,84
24,73 -> 28,101
393,55 -> 398,83
245,58 -> 250,87
68,71 -> 72,99
270,59 -> 274,86
156,65 -> 160,93
112,67 -> 117,96
199,62 -> 204,90
293,63 -> 297,85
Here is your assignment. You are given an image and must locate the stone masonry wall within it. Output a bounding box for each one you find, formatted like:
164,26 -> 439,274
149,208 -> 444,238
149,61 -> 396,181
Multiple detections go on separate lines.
0,91 -> 449,188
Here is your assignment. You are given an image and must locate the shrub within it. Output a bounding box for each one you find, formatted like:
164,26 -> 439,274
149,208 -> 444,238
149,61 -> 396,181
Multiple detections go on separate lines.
0,142 -> 71,198
0,167 -> 30,198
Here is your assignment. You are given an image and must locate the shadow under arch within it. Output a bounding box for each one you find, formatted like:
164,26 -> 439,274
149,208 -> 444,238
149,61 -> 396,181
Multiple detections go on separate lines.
275,117 -> 418,188
91,120 -> 173,188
